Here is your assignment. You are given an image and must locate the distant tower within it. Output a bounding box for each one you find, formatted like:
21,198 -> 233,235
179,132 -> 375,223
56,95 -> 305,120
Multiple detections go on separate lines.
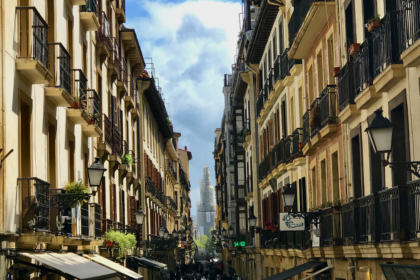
197,166 -> 216,236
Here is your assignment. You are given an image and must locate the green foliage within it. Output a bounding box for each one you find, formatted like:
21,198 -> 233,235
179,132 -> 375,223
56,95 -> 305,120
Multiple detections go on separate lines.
64,181 -> 89,207
193,235 -> 214,252
105,229 -> 137,256
121,154 -> 134,166
367,14 -> 381,24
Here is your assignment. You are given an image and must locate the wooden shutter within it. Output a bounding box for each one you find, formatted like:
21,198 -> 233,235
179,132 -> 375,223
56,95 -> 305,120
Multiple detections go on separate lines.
268,120 -> 273,149
299,178 -> 307,212
262,198 -> 266,224
130,196 -> 137,228
113,184 -> 117,222
282,101 -> 287,138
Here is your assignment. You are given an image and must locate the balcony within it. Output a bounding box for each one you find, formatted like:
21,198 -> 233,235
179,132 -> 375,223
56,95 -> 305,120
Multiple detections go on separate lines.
108,38 -> 122,77
288,0 -> 335,59
82,89 -> 102,137
124,76 -> 136,108
341,200 -> 359,245
337,62 -> 360,124
45,43 -> 73,107
358,193 -> 380,244
117,58 -> 128,94
260,228 -> 311,250
280,49 -> 302,86
353,38 -> 379,110
111,127 -> 123,161
115,0 -> 126,23
98,114 -> 113,155
232,57 -> 248,100
292,128 -> 305,167
320,207 -> 341,247
96,12 -> 112,57
16,7 -> 52,84
372,11 -> 405,94
168,196 -> 177,213
318,85 -> 338,138
242,121 -> 251,149
66,70 -> 91,126
80,0 -> 99,31
166,159 -> 177,184
256,90 -> 264,118
129,78 -> 139,117
401,0 -> 420,66
146,177 -> 166,206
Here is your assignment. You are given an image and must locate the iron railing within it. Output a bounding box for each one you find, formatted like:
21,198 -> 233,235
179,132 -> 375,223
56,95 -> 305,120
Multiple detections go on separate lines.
354,38 -> 374,97
123,140 -> 129,155
110,37 -> 122,73
147,178 -> 166,205
48,43 -> 71,94
337,62 -> 355,112
166,160 -> 177,181
401,0 -> 420,52
82,0 -> 98,14
268,69 -> 274,93
408,180 -> 420,240
256,91 -> 264,117
341,200 -> 359,245
275,138 -> 285,165
130,76 -> 136,102
373,11 -> 402,78
379,185 -> 409,242
288,0 -> 316,48
87,89 -> 100,124
168,196 -> 177,212
116,0 -> 125,13
320,207 -> 341,247
224,74 -> 232,87
284,136 -> 292,163
359,193 -> 380,244
292,128 -> 303,159
96,12 -> 111,53
280,49 -> 290,79
20,178 -> 51,232
119,57 -> 128,88
302,110 -> 310,145
258,156 -> 270,181
309,97 -> 322,138
81,203 -> 89,237
71,69 -> 88,110
16,7 -> 49,69
113,127 -> 123,157
319,85 -> 337,129
273,55 -> 281,82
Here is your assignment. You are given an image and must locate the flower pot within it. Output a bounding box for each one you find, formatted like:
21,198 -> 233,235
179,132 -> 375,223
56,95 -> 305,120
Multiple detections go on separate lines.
89,119 -> 94,125
106,240 -> 114,247
367,21 -> 380,32
348,43 -> 361,56
271,228 -> 276,233
333,67 -> 341,78
72,101 -> 80,109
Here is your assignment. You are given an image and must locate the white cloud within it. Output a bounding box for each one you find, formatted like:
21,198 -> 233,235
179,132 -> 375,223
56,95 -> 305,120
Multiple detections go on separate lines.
127,0 -> 241,215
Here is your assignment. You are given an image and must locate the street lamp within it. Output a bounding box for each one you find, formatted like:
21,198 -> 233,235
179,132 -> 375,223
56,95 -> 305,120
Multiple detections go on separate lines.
365,109 -> 420,178
158,225 -> 165,238
228,225 -> 234,236
87,157 -> 107,188
222,228 -> 227,237
248,212 -> 257,228
282,184 -> 296,209
365,109 -> 393,154
135,207 -> 146,226
164,228 -> 169,239
172,229 -> 178,238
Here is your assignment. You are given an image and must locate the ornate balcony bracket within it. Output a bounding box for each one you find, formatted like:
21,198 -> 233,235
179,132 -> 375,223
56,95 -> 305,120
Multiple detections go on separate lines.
384,160 -> 420,179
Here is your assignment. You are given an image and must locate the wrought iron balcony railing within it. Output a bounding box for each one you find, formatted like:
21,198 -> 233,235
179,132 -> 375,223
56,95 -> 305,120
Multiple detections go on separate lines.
309,97 -> 322,138
401,0 -> 420,52
337,62 -> 355,112
291,128 -> 303,159
288,0 -> 316,48
147,177 -> 166,206
341,200 -> 359,245
48,43 -> 71,94
102,114 -> 113,147
256,90 -> 264,117
119,57 -> 128,87
82,0 -> 98,14
87,89 -> 100,124
71,69 -> 87,110
110,37 -> 122,73
96,12 -> 112,53
302,110 -> 310,146
354,38 -> 374,97
273,55 -> 280,82
113,127 -> 123,157
166,160 -> 177,181
373,11 -> 402,78
168,196 -> 177,212
320,207 -> 341,247
16,7 -> 49,69
359,193 -> 380,244
319,85 -> 337,129
116,0 -> 125,13
123,140 -> 129,155
19,177 -> 51,233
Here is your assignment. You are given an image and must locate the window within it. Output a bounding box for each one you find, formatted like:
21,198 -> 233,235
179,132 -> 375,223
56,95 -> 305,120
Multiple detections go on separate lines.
351,129 -> 363,198
332,152 -> 340,201
321,159 -> 327,203
299,178 -> 307,212
311,167 -> 317,207
290,95 -> 295,131
345,1 -> 355,49
363,0 -> 376,38
327,35 -> 335,85
278,17 -> 284,54
308,66 -> 315,103
317,51 -> 324,93
273,34 -> 277,58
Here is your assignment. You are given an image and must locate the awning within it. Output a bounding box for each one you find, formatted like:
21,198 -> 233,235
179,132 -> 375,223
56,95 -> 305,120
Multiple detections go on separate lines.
132,257 -> 167,272
381,263 -> 420,279
20,253 -> 117,280
264,261 -> 328,280
84,254 -> 143,280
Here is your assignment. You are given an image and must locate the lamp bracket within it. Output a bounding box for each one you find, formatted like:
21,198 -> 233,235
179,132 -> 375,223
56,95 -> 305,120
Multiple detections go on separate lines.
383,160 -> 420,179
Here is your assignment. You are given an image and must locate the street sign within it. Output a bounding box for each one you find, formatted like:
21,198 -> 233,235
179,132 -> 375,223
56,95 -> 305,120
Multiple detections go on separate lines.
279,213 -> 305,231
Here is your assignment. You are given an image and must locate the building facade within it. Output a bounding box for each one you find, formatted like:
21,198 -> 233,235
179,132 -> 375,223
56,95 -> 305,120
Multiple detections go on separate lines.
0,1 -> 192,280
197,166 -> 216,237
214,0 -> 420,280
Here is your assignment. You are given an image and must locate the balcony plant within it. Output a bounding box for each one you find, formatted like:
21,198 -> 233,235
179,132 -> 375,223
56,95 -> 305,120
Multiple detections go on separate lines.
366,14 -> 381,32
121,153 -> 134,166
64,181 -> 89,207
332,199 -> 341,208
105,229 -> 137,257
319,203 -> 327,210
88,113 -> 99,125
348,43 -> 361,56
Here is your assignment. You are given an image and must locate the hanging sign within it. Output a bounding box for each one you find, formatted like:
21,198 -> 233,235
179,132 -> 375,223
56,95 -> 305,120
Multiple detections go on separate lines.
279,213 -> 305,231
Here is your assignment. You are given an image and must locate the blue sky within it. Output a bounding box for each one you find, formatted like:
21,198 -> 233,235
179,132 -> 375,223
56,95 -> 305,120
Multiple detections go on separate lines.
126,0 -> 242,215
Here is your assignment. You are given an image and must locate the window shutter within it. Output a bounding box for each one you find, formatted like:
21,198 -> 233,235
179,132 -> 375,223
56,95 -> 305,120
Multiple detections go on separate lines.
299,178 -> 307,212
130,196 -> 137,228
268,120 -> 273,149
282,101 -> 287,138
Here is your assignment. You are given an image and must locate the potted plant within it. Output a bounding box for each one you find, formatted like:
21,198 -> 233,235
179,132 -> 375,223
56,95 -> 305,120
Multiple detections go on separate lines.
121,153 -> 134,166
325,201 -> 332,208
333,67 -> 341,77
319,203 -> 326,210
348,43 -> 361,56
89,113 -> 99,125
366,14 -> 381,32
332,199 -> 341,209
105,229 -> 137,257
64,181 -> 89,207
312,206 -> 319,212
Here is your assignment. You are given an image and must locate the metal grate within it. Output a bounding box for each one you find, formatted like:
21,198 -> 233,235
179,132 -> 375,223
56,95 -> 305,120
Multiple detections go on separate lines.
82,0 -> 98,15
337,62 -> 355,112
401,0 -> 420,51
81,203 -> 89,237
48,43 -> 72,94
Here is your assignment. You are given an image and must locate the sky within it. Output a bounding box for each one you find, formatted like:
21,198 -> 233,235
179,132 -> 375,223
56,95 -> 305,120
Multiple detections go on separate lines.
126,0 -> 242,215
